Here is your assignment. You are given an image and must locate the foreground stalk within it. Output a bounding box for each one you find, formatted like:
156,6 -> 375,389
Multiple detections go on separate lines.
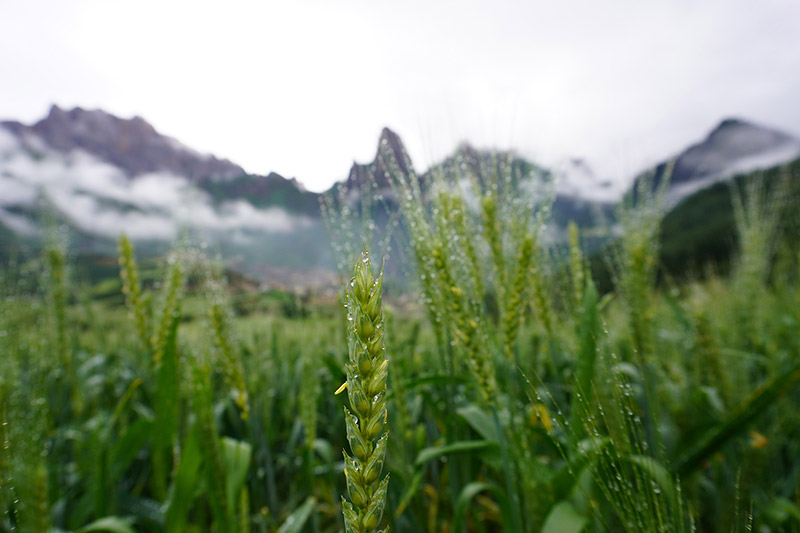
337,253 -> 390,533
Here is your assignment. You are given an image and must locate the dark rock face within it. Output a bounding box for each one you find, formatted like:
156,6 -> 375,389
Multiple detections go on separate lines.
337,128 -> 539,202
669,118 -> 799,186
202,172 -> 321,216
4,105 -> 244,181
0,105 -> 327,217
633,118 -> 800,204
344,127 -> 410,190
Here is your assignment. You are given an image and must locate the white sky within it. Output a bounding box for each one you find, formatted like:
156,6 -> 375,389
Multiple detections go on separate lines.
1,0 -> 799,192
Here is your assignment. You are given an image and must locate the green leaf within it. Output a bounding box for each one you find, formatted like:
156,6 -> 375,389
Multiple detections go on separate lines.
457,404 -> 501,444
451,482 -> 512,533
221,437 -> 252,515
110,377 -> 144,428
624,455 -> 678,510
153,311 -> 180,451
764,497 -> 800,524
415,440 -> 497,467
597,293 -> 614,313
394,468 -> 425,518
662,287 -> 692,331
674,363 -> 800,475
153,262 -> 183,455
552,438 -> 610,501
278,497 -> 316,533
77,516 -> 136,533
569,281 -> 600,446
541,501 -> 587,533
164,426 -> 203,533
109,418 -> 153,482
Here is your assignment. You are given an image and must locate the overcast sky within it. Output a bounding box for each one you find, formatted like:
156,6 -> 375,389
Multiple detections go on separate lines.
1,0 -> 799,192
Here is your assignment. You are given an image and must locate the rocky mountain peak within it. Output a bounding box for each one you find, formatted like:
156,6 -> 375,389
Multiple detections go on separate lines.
638,117 -> 800,205
378,126 -> 401,149
700,117 -> 797,156
4,105 -> 244,182
40,104 -> 158,140
715,117 -> 747,130
669,118 -> 800,188
345,127 -> 410,190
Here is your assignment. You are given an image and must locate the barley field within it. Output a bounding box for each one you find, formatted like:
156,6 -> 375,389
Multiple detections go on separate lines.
1,152 -> 799,532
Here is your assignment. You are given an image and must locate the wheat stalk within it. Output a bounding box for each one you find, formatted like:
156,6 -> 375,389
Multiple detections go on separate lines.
337,253 -> 390,533
118,234 -> 153,354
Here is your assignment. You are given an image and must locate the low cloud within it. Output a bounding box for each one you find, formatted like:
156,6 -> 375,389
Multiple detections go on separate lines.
0,127 -> 310,241
0,208 -> 37,236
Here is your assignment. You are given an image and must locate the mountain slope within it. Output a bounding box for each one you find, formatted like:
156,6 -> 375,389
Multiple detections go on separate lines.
0,106 -> 331,283
2,105 -> 244,182
3,105 -> 797,288
659,155 -> 800,278
326,132 -> 618,266
343,127 -> 409,191
641,118 -> 800,205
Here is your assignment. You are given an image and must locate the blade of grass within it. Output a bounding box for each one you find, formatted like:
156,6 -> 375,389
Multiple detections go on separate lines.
674,363 -> 800,475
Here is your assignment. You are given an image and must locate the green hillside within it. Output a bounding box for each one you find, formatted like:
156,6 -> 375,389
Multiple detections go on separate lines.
660,156 -> 800,279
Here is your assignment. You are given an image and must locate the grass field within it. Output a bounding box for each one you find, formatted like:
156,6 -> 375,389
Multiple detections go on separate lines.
1,152 -> 799,532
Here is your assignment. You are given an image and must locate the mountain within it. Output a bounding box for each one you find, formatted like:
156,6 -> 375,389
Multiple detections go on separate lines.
659,154 -> 800,278
638,118 -> 800,205
0,105 -> 331,285
418,144 -> 616,245
3,105 -> 798,288
1,105 -> 322,214
335,131 -> 616,242
584,119 -> 800,289
2,105 -> 244,182
344,127 -> 409,191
